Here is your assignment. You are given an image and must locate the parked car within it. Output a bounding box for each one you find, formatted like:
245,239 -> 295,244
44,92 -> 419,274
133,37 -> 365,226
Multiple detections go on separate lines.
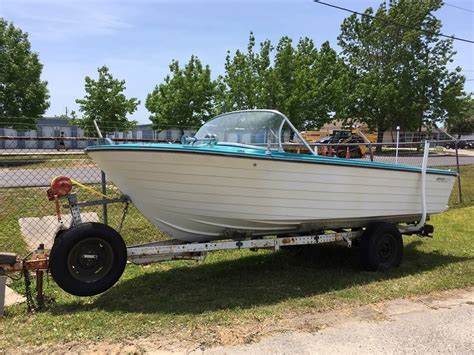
444,140 -> 467,149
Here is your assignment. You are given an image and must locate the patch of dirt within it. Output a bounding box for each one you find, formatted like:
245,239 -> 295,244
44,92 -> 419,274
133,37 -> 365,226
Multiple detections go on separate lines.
9,287 -> 474,354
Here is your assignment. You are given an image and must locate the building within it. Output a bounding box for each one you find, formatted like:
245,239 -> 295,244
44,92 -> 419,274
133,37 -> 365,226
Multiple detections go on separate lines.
0,118 -> 196,150
0,117 -> 84,149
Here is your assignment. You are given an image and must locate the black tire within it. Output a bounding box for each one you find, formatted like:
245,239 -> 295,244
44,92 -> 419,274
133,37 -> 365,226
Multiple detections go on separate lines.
360,222 -> 403,271
49,222 -> 127,296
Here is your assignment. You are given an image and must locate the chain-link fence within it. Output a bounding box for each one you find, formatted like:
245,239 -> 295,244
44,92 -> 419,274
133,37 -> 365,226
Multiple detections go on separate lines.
0,136 -> 169,257
1,134 -> 473,256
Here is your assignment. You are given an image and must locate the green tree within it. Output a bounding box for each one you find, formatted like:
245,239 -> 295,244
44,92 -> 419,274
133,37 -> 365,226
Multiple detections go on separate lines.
337,0 -> 467,138
217,33 -> 349,129
146,55 -> 216,132
75,66 -> 139,136
446,98 -> 474,136
215,33 -> 261,112
273,38 -> 350,129
0,18 -> 49,129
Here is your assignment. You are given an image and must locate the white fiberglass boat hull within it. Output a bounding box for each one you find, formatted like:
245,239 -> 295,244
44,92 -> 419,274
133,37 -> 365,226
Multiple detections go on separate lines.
87,146 -> 456,242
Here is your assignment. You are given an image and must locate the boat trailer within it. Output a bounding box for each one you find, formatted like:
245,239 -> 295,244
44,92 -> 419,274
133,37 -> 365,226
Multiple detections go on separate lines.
1,166 -> 433,308
0,176 -> 366,309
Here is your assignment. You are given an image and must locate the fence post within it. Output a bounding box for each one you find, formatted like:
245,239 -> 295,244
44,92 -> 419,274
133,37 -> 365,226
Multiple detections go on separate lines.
455,140 -> 463,204
101,170 -> 108,225
368,142 -> 374,162
395,126 -> 400,164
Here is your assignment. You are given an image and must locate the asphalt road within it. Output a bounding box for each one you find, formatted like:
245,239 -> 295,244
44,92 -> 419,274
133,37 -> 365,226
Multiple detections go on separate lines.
198,290 -> 474,355
0,166 -> 102,188
0,149 -> 84,155
0,155 -> 473,188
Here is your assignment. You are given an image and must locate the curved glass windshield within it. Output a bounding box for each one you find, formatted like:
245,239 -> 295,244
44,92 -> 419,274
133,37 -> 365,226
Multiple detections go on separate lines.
195,110 -> 284,146
192,110 -> 316,156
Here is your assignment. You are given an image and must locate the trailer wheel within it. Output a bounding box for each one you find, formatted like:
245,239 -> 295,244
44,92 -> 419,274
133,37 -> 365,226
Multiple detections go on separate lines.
49,222 -> 127,296
360,222 -> 403,271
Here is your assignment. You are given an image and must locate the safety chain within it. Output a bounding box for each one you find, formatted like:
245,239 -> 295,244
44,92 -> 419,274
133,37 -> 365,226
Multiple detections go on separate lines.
118,200 -> 130,234
22,267 -> 36,313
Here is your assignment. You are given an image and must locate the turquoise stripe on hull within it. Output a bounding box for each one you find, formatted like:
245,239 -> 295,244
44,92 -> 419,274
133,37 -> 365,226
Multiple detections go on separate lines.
86,143 -> 457,177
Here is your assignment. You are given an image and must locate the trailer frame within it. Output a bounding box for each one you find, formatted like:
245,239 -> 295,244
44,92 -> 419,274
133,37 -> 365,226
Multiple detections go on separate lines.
65,192 -> 362,264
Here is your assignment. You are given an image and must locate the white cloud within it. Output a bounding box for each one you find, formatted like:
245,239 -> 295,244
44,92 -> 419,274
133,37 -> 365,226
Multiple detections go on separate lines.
1,0 -> 133,41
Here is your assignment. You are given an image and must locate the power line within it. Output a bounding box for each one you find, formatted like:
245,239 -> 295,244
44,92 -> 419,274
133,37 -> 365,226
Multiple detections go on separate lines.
444,2 -> 474,13
313,0 -> 474,44
447,68 -> 474,71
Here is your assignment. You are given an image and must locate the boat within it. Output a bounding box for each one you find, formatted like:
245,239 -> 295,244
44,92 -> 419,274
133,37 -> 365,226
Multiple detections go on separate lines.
86,110 -> 457,243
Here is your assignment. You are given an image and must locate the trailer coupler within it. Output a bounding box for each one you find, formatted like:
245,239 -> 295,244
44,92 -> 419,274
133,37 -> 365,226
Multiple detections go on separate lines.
0,246 -> 49,274
0,245 -> 50,313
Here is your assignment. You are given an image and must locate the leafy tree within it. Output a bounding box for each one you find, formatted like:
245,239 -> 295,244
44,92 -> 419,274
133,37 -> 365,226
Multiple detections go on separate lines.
0,18 -> 49,129
146,55 -> 216,132
337,0 -> 467,139
215,33 -> 261,112
217,33 -> 349,129
273,38 -> 350,129
75,66 -> 139,136
149,33 -> 347,132
446,98 -> 474,136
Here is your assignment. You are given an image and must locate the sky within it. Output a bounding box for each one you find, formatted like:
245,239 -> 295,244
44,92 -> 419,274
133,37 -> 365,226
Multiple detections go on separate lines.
1,0 -> 473,124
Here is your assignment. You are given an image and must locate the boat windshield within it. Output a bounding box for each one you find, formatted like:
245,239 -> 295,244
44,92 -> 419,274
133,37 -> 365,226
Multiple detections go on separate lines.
195,110 -> 284,147
194,110 -> 315,155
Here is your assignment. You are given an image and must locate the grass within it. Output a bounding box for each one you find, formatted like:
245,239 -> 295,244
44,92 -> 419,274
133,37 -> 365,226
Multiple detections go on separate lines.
0,205 -> 473,348
449,165 -> 474,207
0,161 -> 473,348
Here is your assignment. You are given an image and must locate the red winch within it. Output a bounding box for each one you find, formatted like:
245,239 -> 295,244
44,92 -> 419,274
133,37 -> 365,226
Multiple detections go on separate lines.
47,176 -> 73,223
